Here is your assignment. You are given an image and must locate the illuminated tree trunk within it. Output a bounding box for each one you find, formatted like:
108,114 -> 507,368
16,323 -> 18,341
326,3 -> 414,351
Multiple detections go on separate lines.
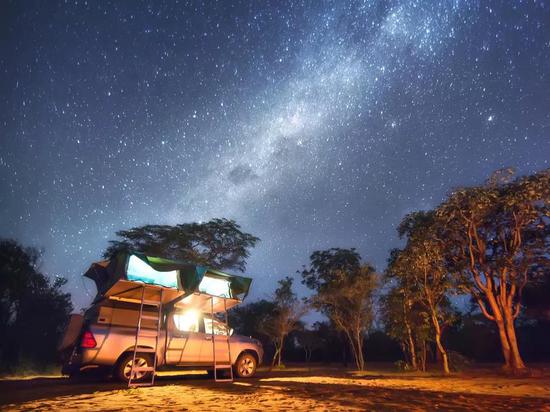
429,309 -> 450,374
343,328 -> 365,371
405,322 -> 418,370
503,306 -> 526,371
403,298 -> 418,370
480,282 -> 526,372
495,318 -> 512,369
271,336 -> 284,368
355,330 -> 365,371
277,336 -> 284,366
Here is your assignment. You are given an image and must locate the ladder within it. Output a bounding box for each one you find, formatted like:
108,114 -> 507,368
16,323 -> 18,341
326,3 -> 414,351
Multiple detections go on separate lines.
128,285 -> 163,387
210,296 -> 233,382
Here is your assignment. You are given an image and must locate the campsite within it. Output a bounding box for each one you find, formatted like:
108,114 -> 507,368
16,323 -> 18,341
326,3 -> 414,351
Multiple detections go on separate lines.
2,1 -> 550,411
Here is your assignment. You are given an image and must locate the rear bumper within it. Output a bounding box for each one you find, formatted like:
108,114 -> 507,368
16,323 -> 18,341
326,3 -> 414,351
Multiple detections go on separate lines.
61,351 -> 82,375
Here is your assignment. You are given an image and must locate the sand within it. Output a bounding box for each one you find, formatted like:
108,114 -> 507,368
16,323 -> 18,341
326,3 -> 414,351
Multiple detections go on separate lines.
1,365 -> 550,411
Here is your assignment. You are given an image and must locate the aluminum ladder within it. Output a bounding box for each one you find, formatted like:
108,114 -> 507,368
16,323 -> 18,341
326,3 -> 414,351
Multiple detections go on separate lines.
210,297 -> 233,382
128,285 -> 163,387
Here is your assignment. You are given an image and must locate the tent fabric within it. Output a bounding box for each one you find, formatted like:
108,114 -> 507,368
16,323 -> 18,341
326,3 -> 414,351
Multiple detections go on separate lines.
84,252 -> 252,303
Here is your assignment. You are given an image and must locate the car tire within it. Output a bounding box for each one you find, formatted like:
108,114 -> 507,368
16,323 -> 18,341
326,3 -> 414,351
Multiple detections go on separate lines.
115,352 -> 154,383
234,352 -> 257,378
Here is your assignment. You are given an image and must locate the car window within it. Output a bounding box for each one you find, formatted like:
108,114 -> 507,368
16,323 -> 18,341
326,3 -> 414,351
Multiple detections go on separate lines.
172,310 -> 199,333
204,317 -> 228,335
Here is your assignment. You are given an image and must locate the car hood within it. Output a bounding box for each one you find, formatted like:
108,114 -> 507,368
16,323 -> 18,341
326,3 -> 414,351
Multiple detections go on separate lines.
231,334 -> 261,346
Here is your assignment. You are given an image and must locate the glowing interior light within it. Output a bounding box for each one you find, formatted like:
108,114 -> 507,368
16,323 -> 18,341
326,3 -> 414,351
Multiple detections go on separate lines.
198,275 -> 231,298
173,309 -> 199,332
126,255 -> 178,288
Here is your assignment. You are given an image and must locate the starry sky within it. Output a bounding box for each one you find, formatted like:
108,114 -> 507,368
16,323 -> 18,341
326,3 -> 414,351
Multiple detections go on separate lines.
1,1 -> 549,311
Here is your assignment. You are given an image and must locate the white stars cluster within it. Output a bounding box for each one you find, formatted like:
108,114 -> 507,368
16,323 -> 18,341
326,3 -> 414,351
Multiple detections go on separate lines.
0,0 -> 548,309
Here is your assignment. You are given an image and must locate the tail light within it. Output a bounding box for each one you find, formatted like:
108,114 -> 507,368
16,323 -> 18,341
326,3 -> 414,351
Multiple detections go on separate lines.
80,330 -> 97,348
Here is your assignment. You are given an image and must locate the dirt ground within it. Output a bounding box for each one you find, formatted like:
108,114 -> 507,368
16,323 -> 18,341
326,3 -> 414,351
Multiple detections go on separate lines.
1,364 -> 550,411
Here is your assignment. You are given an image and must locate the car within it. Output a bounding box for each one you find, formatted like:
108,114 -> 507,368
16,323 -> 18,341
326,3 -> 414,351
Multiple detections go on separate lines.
61,299 -> 263,382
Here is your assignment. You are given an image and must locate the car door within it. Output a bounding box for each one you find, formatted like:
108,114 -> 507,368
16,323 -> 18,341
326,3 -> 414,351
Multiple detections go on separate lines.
165,310 -> 203,365
200,315 -> 231,364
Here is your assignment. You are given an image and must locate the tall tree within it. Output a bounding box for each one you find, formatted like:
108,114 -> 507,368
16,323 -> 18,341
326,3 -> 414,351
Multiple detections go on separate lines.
105,218 -> 259,271
262,277 -> 306,367
301,248 -> 377,371
396,212 -> 455,374
0,239 -> 73,372
436,168 -> 550,373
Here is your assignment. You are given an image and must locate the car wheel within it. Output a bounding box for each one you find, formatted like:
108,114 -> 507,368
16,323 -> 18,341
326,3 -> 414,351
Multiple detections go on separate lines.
234,352 -> 257,378
116,352 -> 154,383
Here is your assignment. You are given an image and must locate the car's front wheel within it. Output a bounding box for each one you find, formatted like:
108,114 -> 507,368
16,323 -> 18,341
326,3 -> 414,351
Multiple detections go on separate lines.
115,352 -> 154,383
234,352 -> 257,378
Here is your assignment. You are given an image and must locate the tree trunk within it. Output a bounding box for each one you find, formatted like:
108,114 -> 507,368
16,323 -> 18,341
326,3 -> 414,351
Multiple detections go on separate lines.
277,336 -> 284,366
483,290 -> 513,370
271,347 -> 279,368
405,323 -> 417,370
343,329 -> 364,371
355,331 -> 365,371
420,339 -> 427,372
430,310 -> 449,374
503,306 -> 526,372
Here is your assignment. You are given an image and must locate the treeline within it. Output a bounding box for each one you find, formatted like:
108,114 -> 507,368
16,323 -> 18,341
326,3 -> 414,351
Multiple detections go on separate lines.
230,168 -> 550,374
1,168 -> 548,375
0,240 -> 73,374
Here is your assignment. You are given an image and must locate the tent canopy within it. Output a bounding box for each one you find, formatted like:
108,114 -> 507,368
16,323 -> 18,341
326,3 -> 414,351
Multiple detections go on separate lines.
84,252 -> 252,308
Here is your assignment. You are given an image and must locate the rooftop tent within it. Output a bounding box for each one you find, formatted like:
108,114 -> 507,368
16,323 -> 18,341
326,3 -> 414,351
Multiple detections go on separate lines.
83,252 -> 252,309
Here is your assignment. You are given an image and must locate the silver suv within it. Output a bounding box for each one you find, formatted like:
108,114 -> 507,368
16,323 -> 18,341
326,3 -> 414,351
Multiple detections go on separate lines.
61,300 -> 263,382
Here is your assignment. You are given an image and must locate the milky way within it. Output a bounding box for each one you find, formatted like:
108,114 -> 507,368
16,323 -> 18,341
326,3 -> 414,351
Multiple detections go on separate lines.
1,1 -> 549,310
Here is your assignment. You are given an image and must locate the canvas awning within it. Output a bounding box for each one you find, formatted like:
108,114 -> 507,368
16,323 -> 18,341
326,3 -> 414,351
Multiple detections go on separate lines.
84,252 -> 252,309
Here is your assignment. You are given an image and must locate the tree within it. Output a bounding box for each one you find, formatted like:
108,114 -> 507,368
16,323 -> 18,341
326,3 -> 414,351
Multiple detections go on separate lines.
380,283 -> 431,371
436,168 -> 550,373
0,239 -> 73,372
104,218 -> 259,271
229,299 -> 276,350
295,328 -> 323,363
395,212 -> 455,374
262,277 -> 306,368
301,248 -> 377,371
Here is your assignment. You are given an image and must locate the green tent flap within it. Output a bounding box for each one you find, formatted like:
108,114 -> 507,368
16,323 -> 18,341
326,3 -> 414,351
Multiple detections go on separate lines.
84,252 -> 253,302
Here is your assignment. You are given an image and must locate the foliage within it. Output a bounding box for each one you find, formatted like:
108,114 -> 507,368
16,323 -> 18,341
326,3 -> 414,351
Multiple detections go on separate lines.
228,299 -> 276,346
0,239 -> 73,373
301,248 -> 377,371
104,218 -> 260,271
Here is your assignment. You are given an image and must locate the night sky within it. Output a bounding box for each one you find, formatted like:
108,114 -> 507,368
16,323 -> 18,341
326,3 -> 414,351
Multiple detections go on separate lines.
1,1 -> 549,311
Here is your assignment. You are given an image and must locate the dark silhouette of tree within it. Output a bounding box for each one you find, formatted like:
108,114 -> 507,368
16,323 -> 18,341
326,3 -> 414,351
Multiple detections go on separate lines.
0,239 -> 73,372
301,248 -> 377,371
436,168 -> 550,373
262,276 -> 307,368
295,327 -> 324,363
229,299 -> 275,347
104,218 -> 260,271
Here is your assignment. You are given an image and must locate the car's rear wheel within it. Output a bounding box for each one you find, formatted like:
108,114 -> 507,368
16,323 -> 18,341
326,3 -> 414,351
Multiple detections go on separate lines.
234,352 -> 257,378
115,352 -> 154,383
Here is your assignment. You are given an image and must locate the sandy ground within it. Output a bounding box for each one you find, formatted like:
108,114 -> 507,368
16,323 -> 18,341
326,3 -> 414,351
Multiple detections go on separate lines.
1,365 -> 550,411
